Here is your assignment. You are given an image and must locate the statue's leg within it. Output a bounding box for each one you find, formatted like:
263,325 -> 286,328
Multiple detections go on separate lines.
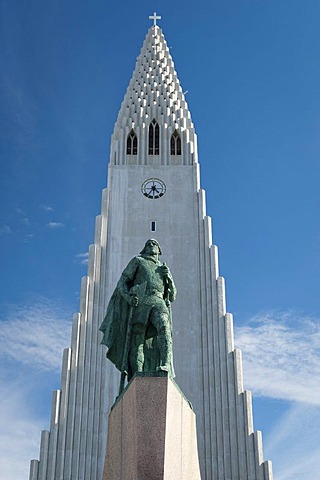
150,310 -> 172,372
129,323 -> 146,375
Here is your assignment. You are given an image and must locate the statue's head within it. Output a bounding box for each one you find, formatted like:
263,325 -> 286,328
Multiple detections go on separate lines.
140,238 -> 162,256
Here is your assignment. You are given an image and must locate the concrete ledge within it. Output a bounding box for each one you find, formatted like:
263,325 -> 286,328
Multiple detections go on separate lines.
103,373 -> 201,480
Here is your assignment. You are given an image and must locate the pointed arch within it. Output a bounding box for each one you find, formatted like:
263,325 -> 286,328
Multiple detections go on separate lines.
126,129 -> 138,155
170,129 -> 181,155
148,119 -> 159,155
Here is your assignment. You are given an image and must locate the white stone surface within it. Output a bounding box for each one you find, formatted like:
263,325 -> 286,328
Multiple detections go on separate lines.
30,24 -> 273,480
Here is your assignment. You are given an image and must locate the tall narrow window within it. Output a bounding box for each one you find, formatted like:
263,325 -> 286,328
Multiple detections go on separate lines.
170,129 -> 181,155
148,119 -> 159,155
126,129 -> 138,155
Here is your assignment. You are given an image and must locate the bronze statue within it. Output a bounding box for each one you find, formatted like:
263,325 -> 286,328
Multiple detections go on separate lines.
99,239 -> 176,393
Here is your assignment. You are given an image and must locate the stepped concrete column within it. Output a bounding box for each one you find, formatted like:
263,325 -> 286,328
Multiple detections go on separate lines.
103,372 -> 201,480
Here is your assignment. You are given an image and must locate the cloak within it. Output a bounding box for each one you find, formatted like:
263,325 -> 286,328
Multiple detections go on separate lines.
99,287 -> 130,372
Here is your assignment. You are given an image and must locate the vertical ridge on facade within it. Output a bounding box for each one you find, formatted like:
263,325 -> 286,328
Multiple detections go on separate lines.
29,459 -> 39,480
197,187 -> 210,479
47,389 -> 61,478
55,348 -> 71,479
63,314 -> 80,478
79,245 -> 96,480
38,430 -> 50,479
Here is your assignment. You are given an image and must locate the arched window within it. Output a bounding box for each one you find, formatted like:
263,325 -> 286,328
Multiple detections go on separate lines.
148,119 -> 159,155
170,130 -> 181,155
126,129 -> 138,155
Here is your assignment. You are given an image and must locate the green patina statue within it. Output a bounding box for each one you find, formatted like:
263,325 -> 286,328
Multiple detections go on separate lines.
99,239 -> 176,393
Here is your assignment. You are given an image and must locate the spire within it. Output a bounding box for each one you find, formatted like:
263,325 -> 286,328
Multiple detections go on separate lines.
110,22 -> 197,166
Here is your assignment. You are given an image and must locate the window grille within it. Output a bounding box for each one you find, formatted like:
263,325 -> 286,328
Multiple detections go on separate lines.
148,119 -> 159,155
126,129 -> 138,155
170,130 -> 181,155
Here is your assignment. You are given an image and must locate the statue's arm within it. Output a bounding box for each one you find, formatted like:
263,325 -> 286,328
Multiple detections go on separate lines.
162,264 -> 176,302
117,257 -> 139,304
167,275 -> 177,302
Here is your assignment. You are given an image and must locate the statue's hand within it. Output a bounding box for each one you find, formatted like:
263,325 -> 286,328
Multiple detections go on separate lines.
161,263 -> 170,277
130,294 -> 139,307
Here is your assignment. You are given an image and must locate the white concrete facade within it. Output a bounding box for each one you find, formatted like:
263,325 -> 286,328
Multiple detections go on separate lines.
30,25 -> 273,479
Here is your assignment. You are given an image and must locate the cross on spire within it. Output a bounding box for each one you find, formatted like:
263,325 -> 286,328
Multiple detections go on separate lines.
149,12 -> 161,26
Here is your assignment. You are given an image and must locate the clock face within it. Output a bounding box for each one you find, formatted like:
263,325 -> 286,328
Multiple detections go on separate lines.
141,178 -> 166,199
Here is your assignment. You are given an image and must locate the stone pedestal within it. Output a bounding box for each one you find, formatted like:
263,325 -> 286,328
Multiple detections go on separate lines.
103,372 -> 201,480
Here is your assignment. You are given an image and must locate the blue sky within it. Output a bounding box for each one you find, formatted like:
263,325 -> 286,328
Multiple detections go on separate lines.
1,0 -> 320,478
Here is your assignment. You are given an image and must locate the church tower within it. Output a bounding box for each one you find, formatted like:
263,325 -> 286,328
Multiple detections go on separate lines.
30,17 -> 273,480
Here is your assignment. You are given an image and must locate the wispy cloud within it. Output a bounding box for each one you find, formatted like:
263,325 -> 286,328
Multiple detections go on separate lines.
0,225 -> 12,235
15,208 -> 26,216
75,252 -> 89,265
39,204 -> 54,212
0,297 -> 71,372
235,310 -> 320,405
265,403 -> 320,480
0,297 -> 73,479
24,233 -> 35,239
46,221 -> 64,229
21,217 -> 30,226
0,375 -> 44,480
229,311 -> 320,478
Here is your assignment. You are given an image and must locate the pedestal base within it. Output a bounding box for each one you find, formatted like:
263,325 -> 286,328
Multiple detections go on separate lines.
103,372 -> 201,480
